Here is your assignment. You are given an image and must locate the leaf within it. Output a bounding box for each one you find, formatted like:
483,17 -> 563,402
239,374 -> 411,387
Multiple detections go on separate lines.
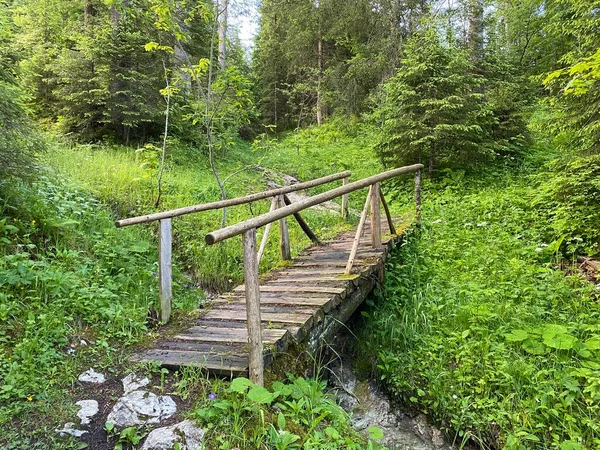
522,339 -> 547,355
277,412 -> 286,430
367,426 -> 384,440
585,336 -> 600,350
505,329 -> 529,342
229,377 -> 253,394
561,441 -> 586,450
543,333 -> 577,350
247,385 -> 277,404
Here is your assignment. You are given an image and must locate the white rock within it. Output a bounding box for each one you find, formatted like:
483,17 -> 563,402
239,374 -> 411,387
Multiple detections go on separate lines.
78,368 -> 105,384
75,400 -> 99,426
106,390 -> 177,428
122,373 -> 150,395
55,422 -> 88,438
142,420 -> 205,450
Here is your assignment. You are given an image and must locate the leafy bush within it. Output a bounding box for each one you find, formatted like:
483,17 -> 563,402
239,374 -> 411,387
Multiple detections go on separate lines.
532,154 -> 600,256
191,376 -> 385,450
360,168 -> 600,449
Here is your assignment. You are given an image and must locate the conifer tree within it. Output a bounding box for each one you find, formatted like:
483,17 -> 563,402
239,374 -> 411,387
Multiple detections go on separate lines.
371,21 -> 494,173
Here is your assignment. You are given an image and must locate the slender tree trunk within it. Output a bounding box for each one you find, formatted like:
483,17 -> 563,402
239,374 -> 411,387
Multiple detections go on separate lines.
467,0 -> 484,62
316,38 -> 323,126
84,0 -> 94,26
155,58 -> 171,208
218,0 -> 229,70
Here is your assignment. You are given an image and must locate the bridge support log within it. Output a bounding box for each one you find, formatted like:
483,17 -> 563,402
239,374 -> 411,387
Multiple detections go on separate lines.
379,187 -> 396,235
370,182 -> 382,248
282,194 -> 320,244
242,228 -> 264,386
159,218 -> 172,323
278,196 -> 292,261
345,186 -> 372,274
257,196 -> 278,265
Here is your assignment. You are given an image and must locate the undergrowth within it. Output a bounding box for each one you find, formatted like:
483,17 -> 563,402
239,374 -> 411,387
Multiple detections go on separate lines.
189,375 -> 386,450
360,158 -> 600,449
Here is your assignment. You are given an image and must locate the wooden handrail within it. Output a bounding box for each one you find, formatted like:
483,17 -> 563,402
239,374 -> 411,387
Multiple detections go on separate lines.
205,164 -> 424,245
115,170 -> 351,227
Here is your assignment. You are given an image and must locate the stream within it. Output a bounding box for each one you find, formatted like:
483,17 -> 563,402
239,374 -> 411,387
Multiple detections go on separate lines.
325,325 -> 455,450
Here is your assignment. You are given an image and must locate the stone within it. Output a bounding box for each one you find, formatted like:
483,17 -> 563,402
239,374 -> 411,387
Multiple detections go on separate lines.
122,373 -> 150,394
78,368 -> 106,384
142,420 -> 205,450
55,422 -> 88,438
106,390 -> 177,428
75,399 -> 99,426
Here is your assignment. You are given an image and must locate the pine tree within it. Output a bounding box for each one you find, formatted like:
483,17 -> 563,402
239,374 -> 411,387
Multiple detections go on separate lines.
371,22 -> 494,173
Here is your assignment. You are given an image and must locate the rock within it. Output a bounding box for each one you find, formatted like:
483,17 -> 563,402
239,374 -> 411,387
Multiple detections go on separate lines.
75,399 -> 99,426
55,422 -> 88,438
142,420 -> 205,450
106,390 -> 177,428
78,368 -> 105,384
122,373 -> 150,394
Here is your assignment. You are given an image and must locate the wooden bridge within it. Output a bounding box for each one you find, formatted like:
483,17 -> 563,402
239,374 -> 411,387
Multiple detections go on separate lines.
116,165 -> 423,385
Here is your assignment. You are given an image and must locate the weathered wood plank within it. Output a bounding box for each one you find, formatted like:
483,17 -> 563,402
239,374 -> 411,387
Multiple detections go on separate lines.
232,285 -> 347,295
202,310 -> 316,326
176,326 -> 287,344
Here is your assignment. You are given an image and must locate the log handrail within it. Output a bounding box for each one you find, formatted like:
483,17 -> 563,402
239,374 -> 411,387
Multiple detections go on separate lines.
115,170 -> 351,228
205,164 -> 423,245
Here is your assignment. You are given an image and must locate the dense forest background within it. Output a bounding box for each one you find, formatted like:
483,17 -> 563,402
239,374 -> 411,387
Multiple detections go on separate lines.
2,0 -> 600,449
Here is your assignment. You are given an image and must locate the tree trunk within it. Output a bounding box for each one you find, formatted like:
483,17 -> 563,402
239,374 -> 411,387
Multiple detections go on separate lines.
218,0 -> 228,70
316,38 -> 323,125
84,0 -> 94,26
467,0 -> 484,62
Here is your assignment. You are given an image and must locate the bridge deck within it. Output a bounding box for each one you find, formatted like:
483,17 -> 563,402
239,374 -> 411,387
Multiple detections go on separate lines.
132,218 -> 407,376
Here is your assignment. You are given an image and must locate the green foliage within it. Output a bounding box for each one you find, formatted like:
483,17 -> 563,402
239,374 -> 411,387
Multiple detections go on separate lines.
532,154 -> 600,256
0,174 -> 171,410
360,160 -> 600,449
192,376 -> 386,450
371,22 -> 495,171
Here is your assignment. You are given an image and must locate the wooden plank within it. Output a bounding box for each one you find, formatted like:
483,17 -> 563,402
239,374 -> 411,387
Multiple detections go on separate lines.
212,296 -> 333,309
159,218 -> 172,323
176,326 -> 286,344
232,285 -> 347,295
133,349 -> 249,375
371,182 -> 382,248
203,310 -> 315,326
278,196 -> 291,261
242,228 -> 264,386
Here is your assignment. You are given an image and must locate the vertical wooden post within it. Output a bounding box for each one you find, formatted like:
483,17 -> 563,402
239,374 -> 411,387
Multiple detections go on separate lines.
370,182 -> 382,248
415,168 -> 422,223
159,218 -> 172,323
341,176 -> 349,219
345,186 -> 372,275
242,228 -> 264,386
278,195 -> 291,261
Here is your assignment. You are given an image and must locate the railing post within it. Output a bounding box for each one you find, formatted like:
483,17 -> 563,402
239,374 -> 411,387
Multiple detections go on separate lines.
278,195 -> 291,260
415,168 -> 422,223
341,176 -> 349,219
242,228 -> 264,386
159,218 -> 172,323
370,182 -> 382,248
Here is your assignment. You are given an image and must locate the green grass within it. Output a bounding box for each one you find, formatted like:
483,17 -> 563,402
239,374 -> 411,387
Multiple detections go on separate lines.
359,155 -> 600,449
